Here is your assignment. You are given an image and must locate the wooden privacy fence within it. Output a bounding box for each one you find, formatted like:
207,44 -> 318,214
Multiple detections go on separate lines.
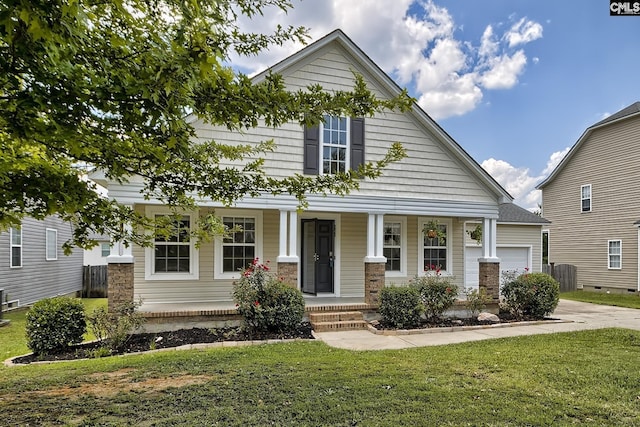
83,265 -> 108,298
543,263 -> 577,292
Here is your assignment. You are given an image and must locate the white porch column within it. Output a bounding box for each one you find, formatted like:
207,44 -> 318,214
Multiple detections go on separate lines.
106,222 -> 134,264
364,213 -> 386,263
480,217 -> 499,261
277,209 -> 299,263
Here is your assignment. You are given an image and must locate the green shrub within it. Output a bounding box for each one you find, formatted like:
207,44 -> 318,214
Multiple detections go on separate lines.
379,286 -> 423,329
233,259 -> 305,336
410,272 -> 458,320
464,287 -> 491,317
86,300 -> 146,353
501,272 -> 560,319
25,297 -> 87,355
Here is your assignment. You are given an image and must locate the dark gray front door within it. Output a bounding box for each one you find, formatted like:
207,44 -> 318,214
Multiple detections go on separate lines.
301,219 -> 335,294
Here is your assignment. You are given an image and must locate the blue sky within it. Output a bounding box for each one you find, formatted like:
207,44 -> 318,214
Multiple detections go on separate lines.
233,0 -> 640,210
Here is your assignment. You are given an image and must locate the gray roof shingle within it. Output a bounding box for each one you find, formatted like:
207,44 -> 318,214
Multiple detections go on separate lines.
498,203 -> 550,224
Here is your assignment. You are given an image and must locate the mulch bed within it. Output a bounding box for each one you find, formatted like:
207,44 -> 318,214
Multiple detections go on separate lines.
372,313 -> 552,330
12,323 -> 314,365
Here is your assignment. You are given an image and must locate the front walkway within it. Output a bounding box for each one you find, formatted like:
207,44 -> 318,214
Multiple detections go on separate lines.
313,299 -> 640,350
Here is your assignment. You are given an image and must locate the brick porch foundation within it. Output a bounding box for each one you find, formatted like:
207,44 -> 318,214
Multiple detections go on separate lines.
108,263 -> 134,313
479,261 -> 500,303
365,262 -> 386,306
277,262 -> 298,288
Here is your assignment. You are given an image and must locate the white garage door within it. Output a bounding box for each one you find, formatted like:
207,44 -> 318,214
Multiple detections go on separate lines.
465,247 -> 531,289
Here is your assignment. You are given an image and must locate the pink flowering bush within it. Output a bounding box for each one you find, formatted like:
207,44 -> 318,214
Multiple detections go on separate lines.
409,265 -> 458,320
232,258 -> 305,336
501,272 -> 559,319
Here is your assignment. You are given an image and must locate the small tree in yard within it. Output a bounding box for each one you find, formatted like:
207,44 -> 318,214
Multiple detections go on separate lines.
0,0 -> 413,252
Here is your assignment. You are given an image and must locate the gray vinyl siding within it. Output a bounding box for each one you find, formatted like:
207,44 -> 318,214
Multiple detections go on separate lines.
542,115 -> 640,291
0,217 -> 82,307
192,45 -> 496,204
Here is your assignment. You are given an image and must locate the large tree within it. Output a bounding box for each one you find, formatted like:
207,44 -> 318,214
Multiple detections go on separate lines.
0,0 -> 413,251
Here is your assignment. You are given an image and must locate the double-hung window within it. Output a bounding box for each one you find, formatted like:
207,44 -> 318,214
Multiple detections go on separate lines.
214,210 -> 263,279
608,240 -> 622,269
145,210 -> 199,280
101,243 -> 111,257
46,228 -> 58,261
581,184 -> 591,212
322,116 -> 349,174
303,116 -> 364,175
419,218 -> 452,274
10,226 -> 22,268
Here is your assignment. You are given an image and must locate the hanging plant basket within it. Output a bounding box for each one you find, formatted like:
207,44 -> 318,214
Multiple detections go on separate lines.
422,219 -> 446,244
467,224 -> 482,244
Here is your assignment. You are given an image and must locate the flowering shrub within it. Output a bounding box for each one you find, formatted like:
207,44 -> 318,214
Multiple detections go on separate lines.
25,297 -> 86,355
463,287 -> 491,317
501,272 -> 559,319
410,266 -> 458,320
233,258 -> 305,336
379,286 -> 423,329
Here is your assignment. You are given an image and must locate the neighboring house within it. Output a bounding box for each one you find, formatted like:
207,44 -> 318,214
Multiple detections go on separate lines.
83,234 -> 111,266
537,101 -> 640,294
94,30 -> 544,315
0,216 -> 83,309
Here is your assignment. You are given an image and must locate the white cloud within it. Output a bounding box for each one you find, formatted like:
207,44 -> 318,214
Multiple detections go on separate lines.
542,147 -> 571,175
229,0 -> 543,120
505,18 -> 543,47
481,147 -> 571,211
478,50 -> 527,89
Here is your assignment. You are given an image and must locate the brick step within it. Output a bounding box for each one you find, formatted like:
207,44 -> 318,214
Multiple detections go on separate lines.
311,320 -> 369,332
308,311 -> 364,323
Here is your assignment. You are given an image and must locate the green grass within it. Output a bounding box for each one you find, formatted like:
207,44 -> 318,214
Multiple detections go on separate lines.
2,313 -> 640,425
562,290 -> 640,309
0,298 -> 106,361
2,299 -> 640,425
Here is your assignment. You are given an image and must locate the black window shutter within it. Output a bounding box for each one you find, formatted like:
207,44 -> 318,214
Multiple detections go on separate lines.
350,117 -> 365,170
303,124 -> 320,175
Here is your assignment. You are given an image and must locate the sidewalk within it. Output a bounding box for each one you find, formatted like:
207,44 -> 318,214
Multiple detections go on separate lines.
313,299 -> 640,350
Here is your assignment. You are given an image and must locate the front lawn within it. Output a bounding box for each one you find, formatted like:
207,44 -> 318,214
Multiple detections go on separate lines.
1,328 -> 639,425
562,290 -> 640,309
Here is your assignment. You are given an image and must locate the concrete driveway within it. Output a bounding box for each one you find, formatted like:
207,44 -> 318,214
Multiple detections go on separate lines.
313,299 -> 640,351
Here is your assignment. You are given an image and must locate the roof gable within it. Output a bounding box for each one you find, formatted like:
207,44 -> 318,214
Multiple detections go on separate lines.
252,29 -> 512,203
537,101 -> 640,189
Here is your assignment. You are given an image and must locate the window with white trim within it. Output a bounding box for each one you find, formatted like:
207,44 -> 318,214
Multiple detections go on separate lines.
608,240 -> 621,269
214,211 -> 263,279
46,228 -> 58,261
419,218 -> 452,274
101,243 -> 111,257
145,209 -> 199,280
10,226 -> 22,268
581,184 -> 591,212
154,215 -> 190,273
383,217 -> 407,276
322,115 -> 349,175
